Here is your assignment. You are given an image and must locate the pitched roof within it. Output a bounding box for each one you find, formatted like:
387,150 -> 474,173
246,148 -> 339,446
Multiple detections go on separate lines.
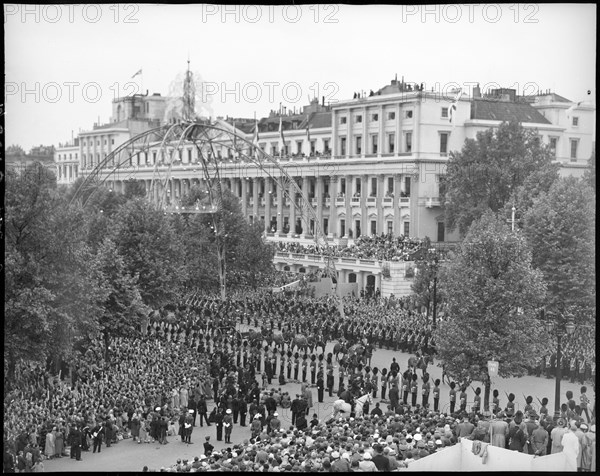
470,99 -> 551,124
299,111 -> 332,129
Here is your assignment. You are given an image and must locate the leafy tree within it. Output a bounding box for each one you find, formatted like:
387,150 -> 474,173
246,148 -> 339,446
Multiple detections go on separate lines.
123,179 -> 148,200
583,149 -> 595,192
4,164 -> 106,377
442,121 -> 558,236
522,176 -> 595,315
434,212 -> 547,410
94,238 -> 149,350
107,197 -> 187,310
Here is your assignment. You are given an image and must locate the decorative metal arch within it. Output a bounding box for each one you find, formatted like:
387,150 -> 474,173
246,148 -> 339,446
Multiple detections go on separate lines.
70,119 -> 342,310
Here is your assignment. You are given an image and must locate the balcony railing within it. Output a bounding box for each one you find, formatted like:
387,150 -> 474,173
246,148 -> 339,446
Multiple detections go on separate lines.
425,197 -> 441,208
351,197 -> 360,204
367,197 -> 376,205
399,197 -> 410,207
335,198 -> 346,207
383,197 -> 394,207
260,197 -> 266,206
324,198 -> 331,207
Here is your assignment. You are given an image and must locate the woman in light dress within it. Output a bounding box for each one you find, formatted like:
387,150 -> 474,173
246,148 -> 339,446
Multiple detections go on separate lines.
44,428 -> 56,459
54,426 -> 64,457
551,419 -> 568,454
139,416 -> 150,444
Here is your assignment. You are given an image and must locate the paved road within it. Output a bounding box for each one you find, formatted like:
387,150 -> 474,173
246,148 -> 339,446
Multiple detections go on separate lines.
44,339 -> 594,472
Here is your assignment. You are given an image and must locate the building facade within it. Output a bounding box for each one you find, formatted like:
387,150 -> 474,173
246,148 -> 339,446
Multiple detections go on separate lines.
59,78 -> 595,295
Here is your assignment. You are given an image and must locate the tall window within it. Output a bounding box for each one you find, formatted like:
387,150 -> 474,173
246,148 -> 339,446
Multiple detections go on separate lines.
387,221 -> 393,234
355,136 -> 362,155
404,176 -> 411,196
404,222 -> 410,237
405,110 -> 413,119
388,133 -> 395,153
387,177 -> 394,194
371,134 -> 378,154
440,132 -> 449,155
355,178 -> 361,194
310,140 -> 316,154
340,219 -> 346,237
405,132 -> 412,153
297,141 -> 303,154
323,139 -> 330,154
437,222 -> 445,242
371,113 -> 378,122
388,111 -> 396,120
323,218 -> 329,235
340,137 -> 347,156
441,107 -> 449,118
572,116 -> 579,126
355,115 -> 362,123
371,177 -> 377,196
340,116 -> 347,125
570,139 -> 578,160
549,137 -> 558,157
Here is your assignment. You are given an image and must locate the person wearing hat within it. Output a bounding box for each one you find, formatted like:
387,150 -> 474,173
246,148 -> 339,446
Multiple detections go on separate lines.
530,416 -> 549,456
449,382 -> 457,414
551,418 -> 567,454
203,435 -> 214,457
316,372 -> 325,403
358,451 -> 378,471
579,423 -> 595,472
539,397 -> 549,419
561,421 -> 581,471
223,409 -> 233,444
250,413 -> 262,440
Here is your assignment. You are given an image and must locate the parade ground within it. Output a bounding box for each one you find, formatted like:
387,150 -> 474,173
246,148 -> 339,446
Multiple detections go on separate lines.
43,338 -> 593,472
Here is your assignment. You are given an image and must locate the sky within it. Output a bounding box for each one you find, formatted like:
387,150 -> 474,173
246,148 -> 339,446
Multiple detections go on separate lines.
5,3 -> 596,151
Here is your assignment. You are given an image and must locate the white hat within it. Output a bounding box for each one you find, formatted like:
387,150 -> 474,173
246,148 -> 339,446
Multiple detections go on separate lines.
590,425 -> 596,433
414,433 -> 422,441
226,409 -> 232,414
274,413 -> 278,417
341,452 -> 350,460
331,451 -> 340,459
200,455 -> 207,460
363,452 -> 372,460
155,407 -> 161,411
189,409 -> 194,414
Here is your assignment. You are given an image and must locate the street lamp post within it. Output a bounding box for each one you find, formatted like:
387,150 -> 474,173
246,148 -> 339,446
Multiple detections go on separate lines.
543,310 -> 576,416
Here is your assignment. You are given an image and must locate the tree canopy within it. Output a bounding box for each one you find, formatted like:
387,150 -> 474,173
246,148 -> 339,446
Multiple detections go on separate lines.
442,121 -> 559,236
522,176 -> 595,317
434,212 -> 547,393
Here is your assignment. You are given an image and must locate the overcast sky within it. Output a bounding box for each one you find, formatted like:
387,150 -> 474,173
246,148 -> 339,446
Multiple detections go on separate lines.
5,3 -> 596,150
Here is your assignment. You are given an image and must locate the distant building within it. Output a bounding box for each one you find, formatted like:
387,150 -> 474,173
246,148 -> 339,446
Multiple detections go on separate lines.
58,77 -> 595,296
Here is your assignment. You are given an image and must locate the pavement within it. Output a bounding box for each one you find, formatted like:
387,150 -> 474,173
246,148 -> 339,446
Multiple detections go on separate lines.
44,337 -> 595,472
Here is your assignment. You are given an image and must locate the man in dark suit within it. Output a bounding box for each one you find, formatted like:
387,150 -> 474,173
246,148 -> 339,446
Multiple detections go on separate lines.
326,368 -> 335,397
238,394 -> 248,427
188,395 -> 197,426
69,425 -> 82,461
196,396 -> 210,427
316,372 -> 325,403
92,422 -> 104,453
291,394 -> 301,426
203,436 -> 214,456
159,416 -> 168,444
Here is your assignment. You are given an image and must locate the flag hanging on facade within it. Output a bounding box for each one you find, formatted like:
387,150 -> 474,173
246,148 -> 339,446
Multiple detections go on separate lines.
448,88 -> 462,126
131,69 -> 142,79
305,114 -> 311,154
279,115 -> 285,156
253,116 -> 260,159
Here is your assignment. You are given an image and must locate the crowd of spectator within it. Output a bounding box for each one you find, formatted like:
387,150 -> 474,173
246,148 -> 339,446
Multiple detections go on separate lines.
275,234 -> 426,262
3,290 -> 596,472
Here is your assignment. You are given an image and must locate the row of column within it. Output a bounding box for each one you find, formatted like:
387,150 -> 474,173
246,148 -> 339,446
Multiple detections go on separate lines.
108,173 -> 409,238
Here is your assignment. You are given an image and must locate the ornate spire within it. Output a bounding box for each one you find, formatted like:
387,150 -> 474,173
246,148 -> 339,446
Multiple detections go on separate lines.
183,57 -> 195,121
